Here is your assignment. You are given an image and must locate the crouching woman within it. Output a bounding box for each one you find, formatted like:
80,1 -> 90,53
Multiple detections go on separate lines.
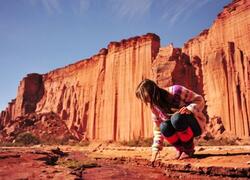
135,79 -> 206,162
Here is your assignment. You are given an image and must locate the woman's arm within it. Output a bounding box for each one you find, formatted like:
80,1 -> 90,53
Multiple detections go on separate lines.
173,85 -> 205,114
151,113 -> 163,163
152,120 -> 163,152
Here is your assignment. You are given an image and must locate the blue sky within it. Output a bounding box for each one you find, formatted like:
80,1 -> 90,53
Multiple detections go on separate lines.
0,0 -> 231,111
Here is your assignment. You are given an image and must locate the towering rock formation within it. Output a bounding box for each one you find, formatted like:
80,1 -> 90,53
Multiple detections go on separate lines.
0,34 -> 160,141
0,74 -> 44,128
153,0 -> 250,137
152,44 -> 202,95
182,0 -> 250,137
0,0 -> 249,141
152,0 -> 249,138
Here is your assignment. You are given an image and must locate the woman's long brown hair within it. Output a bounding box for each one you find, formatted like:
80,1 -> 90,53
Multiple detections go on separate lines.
135,79 -> 172,114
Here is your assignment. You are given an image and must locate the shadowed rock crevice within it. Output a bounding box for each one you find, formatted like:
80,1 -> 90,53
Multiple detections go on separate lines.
23,74 -> 44,114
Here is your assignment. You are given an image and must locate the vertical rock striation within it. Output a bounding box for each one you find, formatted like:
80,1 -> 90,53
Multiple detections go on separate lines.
182,0 -> 250,137
153,0 -> 249,137
99,34 -> 160,141
0,33 -> 160,141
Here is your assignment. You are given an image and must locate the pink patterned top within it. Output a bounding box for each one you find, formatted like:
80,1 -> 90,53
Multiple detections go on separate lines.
151,85 -> 206,152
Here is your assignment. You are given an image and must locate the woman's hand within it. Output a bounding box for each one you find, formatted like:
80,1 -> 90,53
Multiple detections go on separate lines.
179,107 -> 191,114
150,151 -> 159,166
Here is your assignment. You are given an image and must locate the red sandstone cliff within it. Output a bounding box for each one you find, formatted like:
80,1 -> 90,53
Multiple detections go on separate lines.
152,44 -> 203,95
182,0 -> 250,137
0,34 -> 160,141
0,0 -> 249,141
153,0 -> 250,138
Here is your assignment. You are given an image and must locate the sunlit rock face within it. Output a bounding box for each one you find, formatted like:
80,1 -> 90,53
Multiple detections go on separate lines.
154,0 -> 250,137
152,44 -> 202,95
0,33 -> 160,141
181,0 -> 250,137
1,0 -> 249,140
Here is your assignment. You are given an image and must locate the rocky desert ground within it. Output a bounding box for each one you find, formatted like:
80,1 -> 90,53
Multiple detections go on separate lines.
0,143 -> 250,180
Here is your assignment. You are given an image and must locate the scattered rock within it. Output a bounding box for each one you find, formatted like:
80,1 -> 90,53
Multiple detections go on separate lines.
37,154 -> 59,166
0,112 -> 78,144
51,147 -> 68,157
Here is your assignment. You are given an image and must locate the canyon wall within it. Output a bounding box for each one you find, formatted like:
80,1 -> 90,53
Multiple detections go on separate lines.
153,0 -> 249,137
182,0 -> 250,137
152,44 -> 202,95
0,73 -> 44,128
0,34 -> 160,141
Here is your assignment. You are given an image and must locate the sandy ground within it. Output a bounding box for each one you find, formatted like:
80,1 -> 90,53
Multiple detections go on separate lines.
0,144 -> 249,179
